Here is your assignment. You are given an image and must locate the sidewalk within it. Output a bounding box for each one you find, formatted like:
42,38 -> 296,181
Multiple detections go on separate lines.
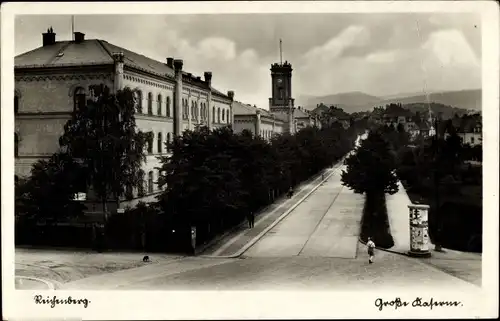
385,180 -> 482,286
202,163 -> 343,257
385,181 -> 412,253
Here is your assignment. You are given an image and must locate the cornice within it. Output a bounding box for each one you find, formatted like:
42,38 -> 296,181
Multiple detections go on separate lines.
124,72 -> 175,91
16,73 -> 112,82
15,62 -> 113,71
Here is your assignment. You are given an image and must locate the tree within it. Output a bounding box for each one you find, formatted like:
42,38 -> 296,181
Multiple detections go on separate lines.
341,131 -> 398,195
15,151 -> 87,224
341,130 -> 398,248
156,126 -> 248,238
59,85 -> 149,220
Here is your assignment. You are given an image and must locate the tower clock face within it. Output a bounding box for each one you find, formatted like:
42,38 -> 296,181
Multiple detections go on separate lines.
277,78 -> 283,85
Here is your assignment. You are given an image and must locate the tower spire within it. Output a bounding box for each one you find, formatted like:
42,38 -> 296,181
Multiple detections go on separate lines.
279,38 -> 283,65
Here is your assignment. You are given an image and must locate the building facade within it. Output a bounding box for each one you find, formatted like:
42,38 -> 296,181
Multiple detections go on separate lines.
14,29 -> 234,210
232,101 -> 286,139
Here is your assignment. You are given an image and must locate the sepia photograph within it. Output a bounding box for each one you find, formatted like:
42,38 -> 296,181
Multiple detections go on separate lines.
2,1 -> 498,319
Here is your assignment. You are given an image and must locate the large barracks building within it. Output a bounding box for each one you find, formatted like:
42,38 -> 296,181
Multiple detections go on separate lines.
14,28 -> 318,210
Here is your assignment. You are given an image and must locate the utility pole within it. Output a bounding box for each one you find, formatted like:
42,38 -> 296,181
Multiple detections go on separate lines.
279,39 -> 283,65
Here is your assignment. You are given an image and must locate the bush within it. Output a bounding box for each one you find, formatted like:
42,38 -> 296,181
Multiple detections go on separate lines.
359,191 -> 395,248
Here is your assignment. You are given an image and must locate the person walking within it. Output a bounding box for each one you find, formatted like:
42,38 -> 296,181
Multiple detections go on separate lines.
367,237 -> 376,264
247,212 -> 255,228
287,186 -> 294,199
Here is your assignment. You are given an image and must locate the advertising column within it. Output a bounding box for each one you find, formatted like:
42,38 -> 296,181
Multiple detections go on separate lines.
408,204 -> 432,257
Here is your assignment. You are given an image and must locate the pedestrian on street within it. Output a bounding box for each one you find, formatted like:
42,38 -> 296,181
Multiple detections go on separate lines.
247,212 -> 255,228
367,237 -> 376,264
287,186 -> 294,199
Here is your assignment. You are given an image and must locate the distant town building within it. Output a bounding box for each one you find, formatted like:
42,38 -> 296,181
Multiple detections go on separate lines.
444,113 -> 482,146
14,28 -> 234,209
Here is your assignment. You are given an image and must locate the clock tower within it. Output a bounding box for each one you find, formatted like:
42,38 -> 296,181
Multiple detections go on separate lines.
269,39 -> 295,134
269,61 -> 294,112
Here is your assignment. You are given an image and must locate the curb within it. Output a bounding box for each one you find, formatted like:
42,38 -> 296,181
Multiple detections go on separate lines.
15,276 -> 61,290
195,201 -> 279,255
203,162 -> 344,259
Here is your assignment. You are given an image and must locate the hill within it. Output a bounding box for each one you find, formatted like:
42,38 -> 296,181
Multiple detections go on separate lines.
299,89 -> 481,114
299,91 -> 382,112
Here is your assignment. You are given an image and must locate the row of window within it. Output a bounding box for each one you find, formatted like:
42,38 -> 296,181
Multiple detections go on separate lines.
260,129 -> 274,139
144,131 -> 173,154
134,91 -> 171,117
15,89 -> 231,125
125,169 -> 164,200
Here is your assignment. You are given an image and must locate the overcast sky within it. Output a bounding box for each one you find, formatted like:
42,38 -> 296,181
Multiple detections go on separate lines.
15,13 -> 481,108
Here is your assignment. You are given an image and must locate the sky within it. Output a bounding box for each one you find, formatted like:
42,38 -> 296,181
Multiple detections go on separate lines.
15,13 -> 481,109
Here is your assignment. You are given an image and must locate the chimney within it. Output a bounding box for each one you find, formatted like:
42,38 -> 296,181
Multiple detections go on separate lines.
204,71 -> 212,87
173,59 -> 184,74
166,57 -> 174,68
196,76 -> 201,81
74,32 -> 85,43
227,91 -> 234,100
42,27 -> 56,46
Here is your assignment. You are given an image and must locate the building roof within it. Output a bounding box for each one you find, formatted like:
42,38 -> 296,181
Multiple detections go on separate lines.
233,101 -> 287,123
15,38 -> 230,99
311,104 -> 329,115
294,107 -> 310,119
232,101 -> 257,116
460,117 -> 482,133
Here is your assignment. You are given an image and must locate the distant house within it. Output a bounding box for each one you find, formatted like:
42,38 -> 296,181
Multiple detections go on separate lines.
312,104 -> 350,128
382,104 -> 416,133
444,114 -> 482,146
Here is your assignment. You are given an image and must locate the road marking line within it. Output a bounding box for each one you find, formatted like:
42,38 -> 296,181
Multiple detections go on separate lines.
211,178 -> 322,256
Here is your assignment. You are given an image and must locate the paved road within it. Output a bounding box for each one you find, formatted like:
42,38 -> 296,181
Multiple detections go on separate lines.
113,243 -> 478,291
244,165 -> 364,258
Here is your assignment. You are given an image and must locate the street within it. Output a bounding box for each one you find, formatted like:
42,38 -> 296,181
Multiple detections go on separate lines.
15,132 -> 480,291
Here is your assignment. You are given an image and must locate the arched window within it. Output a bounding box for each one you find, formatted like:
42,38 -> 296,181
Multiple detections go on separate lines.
222,108 -> 225,122
213,107 -> 216,123
157,94 -> 162,116
138,171 -> 145,197
147,132 -> 153,154
227,110 -> 230,123
167,132 -> 171,144
217,108 -> 221,123
157,132 -> 163,154
135,90 -> 143,113
147,92 -> 153,115
74,87 -> 86,111
14,133 -> 19,157
166,96 -> 171,117
194,102 -> 199,121
148,171 -> 154,193
14,95 -> 19,114
183,99 -> 187,119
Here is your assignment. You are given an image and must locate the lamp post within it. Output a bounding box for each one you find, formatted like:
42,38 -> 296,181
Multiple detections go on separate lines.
434,116 -> 443,252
